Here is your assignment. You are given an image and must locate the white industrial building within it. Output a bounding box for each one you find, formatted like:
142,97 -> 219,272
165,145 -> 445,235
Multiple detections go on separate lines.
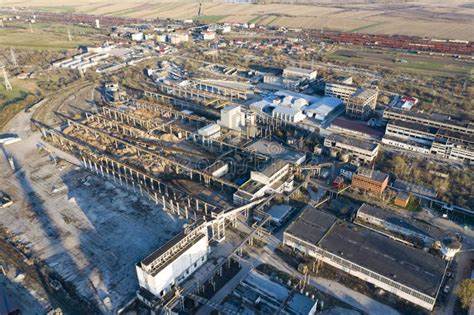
198,123 -> 221,140
233,160 -> 294,205
136,222 -> 209,300
52,52 -> 109,70
250,91 -> 342,125
283,67 -> 317,81
218,104 -> 246,131
272,106 -> 306,123
303,97 -> 343,123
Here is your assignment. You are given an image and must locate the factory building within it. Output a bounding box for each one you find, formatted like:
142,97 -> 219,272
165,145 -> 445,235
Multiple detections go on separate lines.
324,77 -> 357,103
283,67 -> 317,81
233,270 -> 318,315
263,204 -> 295,227
218,104 -> 246,131
272,106 -> 306,123
323,134 -> 379,164
303,97 -> 344,124
198,123 -> 221,140
355,203 -> 442,246
251,91 -> 343,126
284,209 -> 446,311
247,140 -> 306,165
136,222 -> 209,300
345,87 -> 379,120
382,119 -> 474,163
383,108 -> 474,135
351,167 -> 389,195
233,159 -> 293,205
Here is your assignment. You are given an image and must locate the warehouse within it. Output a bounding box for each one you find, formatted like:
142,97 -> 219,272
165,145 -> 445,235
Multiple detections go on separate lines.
284,211 -> 447,311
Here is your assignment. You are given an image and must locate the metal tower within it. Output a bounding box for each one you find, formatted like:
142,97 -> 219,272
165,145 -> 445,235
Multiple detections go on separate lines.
198,3 -> 203,16
1,66 -> 12,91
10,48 -> 18,67
67,28 -> 72,41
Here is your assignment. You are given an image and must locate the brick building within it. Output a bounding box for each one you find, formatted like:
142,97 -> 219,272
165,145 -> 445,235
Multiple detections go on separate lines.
351,167 -> 389,195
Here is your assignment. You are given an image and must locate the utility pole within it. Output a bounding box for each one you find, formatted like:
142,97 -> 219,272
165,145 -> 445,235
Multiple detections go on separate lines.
1,66 -> 12,91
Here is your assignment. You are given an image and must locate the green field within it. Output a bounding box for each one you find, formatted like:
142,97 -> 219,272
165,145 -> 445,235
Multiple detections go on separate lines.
329,49 -> 472,77
248,16 -> 263,24
0,23 -> 98,50
34,5 -> 77,13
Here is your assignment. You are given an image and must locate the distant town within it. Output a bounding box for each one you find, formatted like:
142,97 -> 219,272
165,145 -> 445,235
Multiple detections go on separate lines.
0,4 -> 473,315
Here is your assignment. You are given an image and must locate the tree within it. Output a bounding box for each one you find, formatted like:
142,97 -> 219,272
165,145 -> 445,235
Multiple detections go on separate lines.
456,279 -> 474,309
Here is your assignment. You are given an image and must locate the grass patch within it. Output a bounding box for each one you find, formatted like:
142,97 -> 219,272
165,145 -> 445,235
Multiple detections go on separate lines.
248,16 -> 262,24
397,61 -> 470,75
193,15 -> 227,23
406,196 -> 422,212
0,78 -> 41,129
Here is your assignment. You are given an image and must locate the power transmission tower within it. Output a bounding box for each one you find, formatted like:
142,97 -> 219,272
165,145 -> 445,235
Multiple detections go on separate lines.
10,48 -> 18,67
1,66 -> 12,91
29,23 -> 33,32
198,3 -> 203,16
67,28 -> 72,41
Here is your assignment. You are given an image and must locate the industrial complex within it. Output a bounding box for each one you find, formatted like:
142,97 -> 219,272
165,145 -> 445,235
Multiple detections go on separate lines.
0,5 -> 472,315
